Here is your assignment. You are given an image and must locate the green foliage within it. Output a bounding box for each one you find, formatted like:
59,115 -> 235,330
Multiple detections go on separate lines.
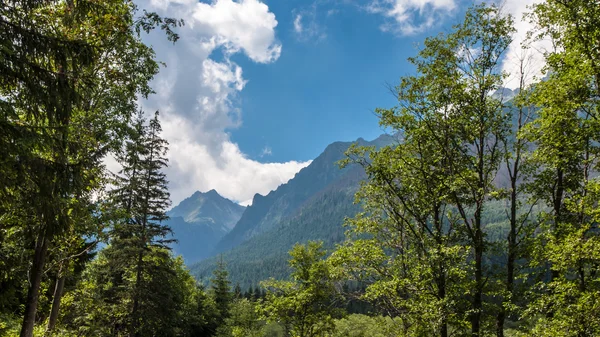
0,1 -> 182,335
60,248 -> 198,336
515,1 -> 600,335
215,298 -> 267,337
210,259 -> 233,327
332,4 -> 517,336
2,0 -> 600,336
261,241 -> 344,337
330,314 -> 402,337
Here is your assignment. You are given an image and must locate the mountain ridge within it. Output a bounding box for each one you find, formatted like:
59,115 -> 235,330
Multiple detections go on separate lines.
211,134 -> 395,255
190,134 -> 397,287
167,189 -> 245,264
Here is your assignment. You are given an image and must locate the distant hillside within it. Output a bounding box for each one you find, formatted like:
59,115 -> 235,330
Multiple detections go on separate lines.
191,134 -> 396,287
166,190 -> 245,264
211,134 -> 396,255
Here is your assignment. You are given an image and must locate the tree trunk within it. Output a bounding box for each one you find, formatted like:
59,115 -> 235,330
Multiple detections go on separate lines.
472,226 -> 483,337
438,273 -> 448,337
131,250 -> 144,337
434,206 -> 448,337
497,170 -> 518,337
45,267 -> 66,336
20,234 -> 49,337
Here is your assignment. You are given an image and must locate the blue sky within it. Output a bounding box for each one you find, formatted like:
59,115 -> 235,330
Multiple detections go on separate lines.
227,0 -> 473,163
133,0 -> 542,205
231,1 -> 415,163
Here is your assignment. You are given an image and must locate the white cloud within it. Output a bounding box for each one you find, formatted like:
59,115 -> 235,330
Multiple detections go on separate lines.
192,0 -> 282,63
162,115 -> 311,205
132,0 -> 311,206
366,0 -> 457,35
294,14 -> 303,33
364,0 -> 549,87
260,146 -> 273,157
292,5 -> 327,41
499,0 -> 550,89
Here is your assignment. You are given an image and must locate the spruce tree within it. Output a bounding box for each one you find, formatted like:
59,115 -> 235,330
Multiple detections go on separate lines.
0,1 -> 181,335
210,258 -> 232,327
108,110 -> 172,336
234,283 -> 242,299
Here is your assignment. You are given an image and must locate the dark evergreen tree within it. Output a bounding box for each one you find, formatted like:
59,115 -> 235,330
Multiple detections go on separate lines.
108,110 -> 173,336
210,258 -> 232,327
0,1 -> 181,335
234,283 -> 242,299
245,286 -> 256,301
188,284 -> 219,336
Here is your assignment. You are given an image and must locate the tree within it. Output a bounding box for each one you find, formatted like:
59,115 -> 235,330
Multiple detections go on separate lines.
234,283 -> 243,299
332,4 -> 514,336
494,54 -> 539,337
331,314 -> 402,337
0,1 -> 181,335
188,284 -> 220,337
108,110 -> 173,336
61,248 -> 199,337
215,298 -> 265,337
210,258 -> 233,328
332,125 -> 471,336
58,111 -> 203,336
261,241 -> 343,337
516,1 -> 600,334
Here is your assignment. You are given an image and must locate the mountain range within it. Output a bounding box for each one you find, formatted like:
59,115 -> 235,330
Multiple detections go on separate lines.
169,99 -> 523,287
166,189 -> 245,264
172,134 -> 396,287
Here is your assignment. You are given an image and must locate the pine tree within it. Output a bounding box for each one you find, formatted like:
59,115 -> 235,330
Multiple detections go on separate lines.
0,1 -> 181,335
210,258 -> 232,327
234,283 -> 242,299
109,110 -> 172,336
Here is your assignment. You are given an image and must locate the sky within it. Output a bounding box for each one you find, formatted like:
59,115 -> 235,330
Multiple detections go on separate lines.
132,0 -> 547,206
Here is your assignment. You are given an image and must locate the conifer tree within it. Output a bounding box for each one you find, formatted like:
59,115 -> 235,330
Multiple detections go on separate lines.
108,110 -> 172,336
0,1 -> 181,335
234,283 -> 243,299
210,258 -> 233,327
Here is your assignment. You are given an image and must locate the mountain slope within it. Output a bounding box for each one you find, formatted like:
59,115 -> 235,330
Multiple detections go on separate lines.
191,135 -> 395,287
212,134 -> 396,255
166,190 -> 245,264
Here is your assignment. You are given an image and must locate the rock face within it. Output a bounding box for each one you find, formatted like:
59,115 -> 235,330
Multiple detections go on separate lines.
166,190 -> 245,264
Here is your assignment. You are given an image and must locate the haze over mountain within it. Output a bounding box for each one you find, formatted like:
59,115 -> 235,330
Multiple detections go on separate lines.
166,190 -> 245,264
190,134 -> 396,287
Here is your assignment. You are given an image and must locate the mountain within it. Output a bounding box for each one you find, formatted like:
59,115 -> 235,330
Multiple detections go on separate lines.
211,134 -> 395,255
492,87 -> 520,103
190,134 -> 396,287
166,190 -> 245,264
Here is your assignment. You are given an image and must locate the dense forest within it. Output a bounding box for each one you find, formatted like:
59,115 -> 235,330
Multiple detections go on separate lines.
2,0 -> 600,336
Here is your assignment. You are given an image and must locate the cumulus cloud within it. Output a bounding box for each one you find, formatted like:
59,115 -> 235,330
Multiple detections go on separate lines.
499,0 -> 550,88
192,0 -> 282,63
134,0 -> 310,206
162,115 -> 310,205
366,0 -> 457,35
363,0 -> 549,86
